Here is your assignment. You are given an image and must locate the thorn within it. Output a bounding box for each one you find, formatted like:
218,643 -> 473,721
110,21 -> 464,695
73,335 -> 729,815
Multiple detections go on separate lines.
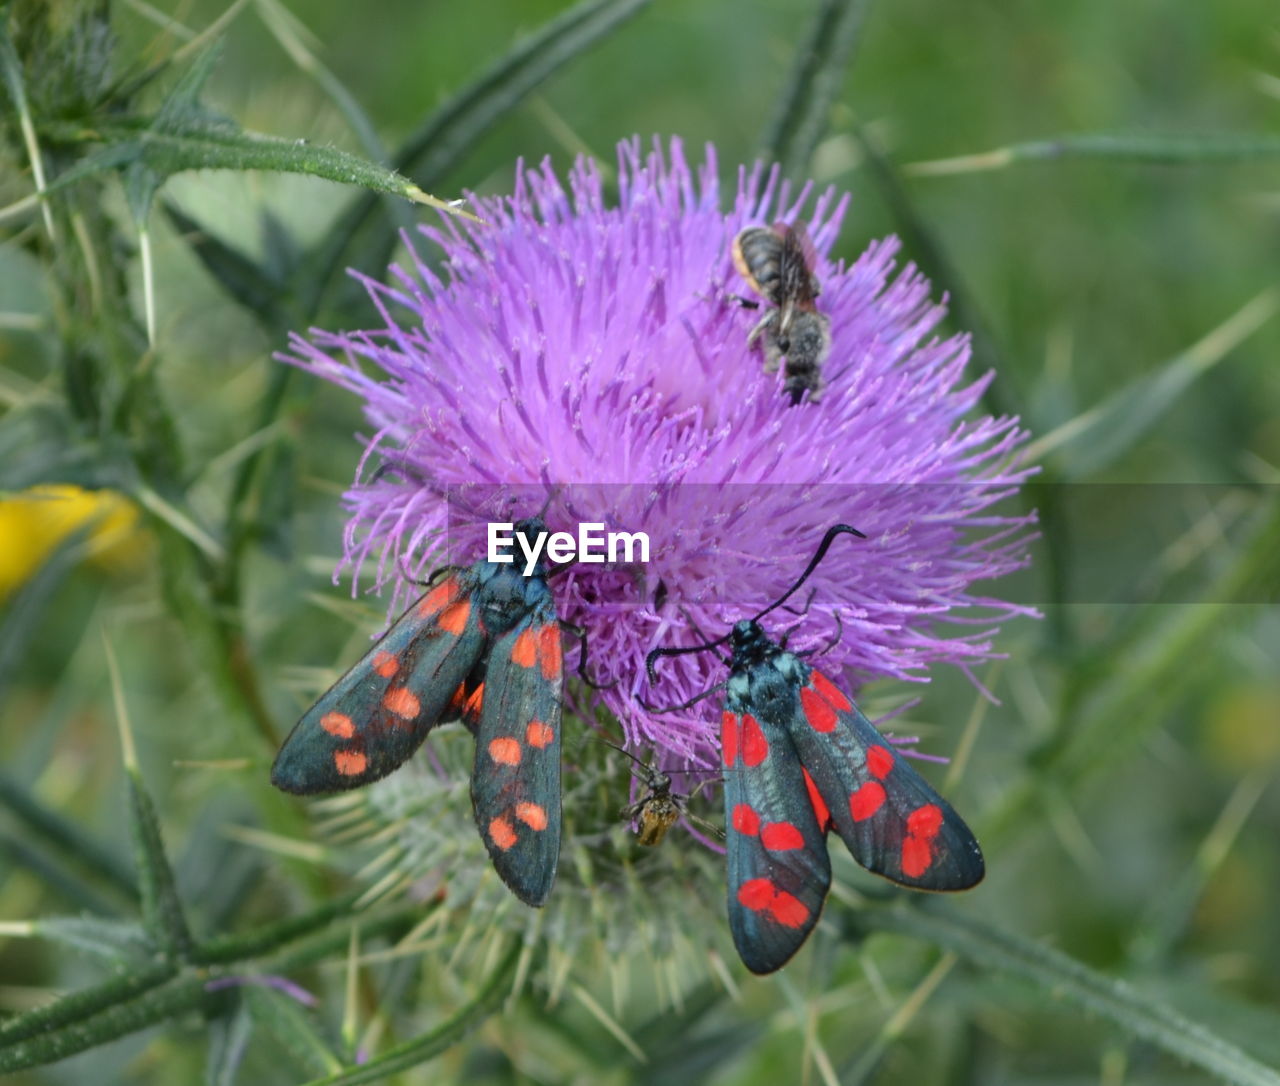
102,627 -> 138,773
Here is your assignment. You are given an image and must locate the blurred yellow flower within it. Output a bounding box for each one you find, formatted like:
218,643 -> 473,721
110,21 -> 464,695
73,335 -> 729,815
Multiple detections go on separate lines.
0,485 -> 145,598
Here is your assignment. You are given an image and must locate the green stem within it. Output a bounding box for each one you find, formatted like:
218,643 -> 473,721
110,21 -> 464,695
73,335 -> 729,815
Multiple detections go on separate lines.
906,133 -> 1280,177
0,962 -> 176,1046
759,0 -> 873,178
193,892 -> 364,966
0,974 -> 215,1073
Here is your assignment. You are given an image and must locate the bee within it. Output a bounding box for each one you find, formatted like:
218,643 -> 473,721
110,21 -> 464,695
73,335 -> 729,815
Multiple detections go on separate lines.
732,220 -> 831,405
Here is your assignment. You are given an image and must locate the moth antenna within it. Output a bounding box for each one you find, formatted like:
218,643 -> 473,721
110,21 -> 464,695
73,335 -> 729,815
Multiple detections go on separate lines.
637,679 -> 728,715
749,524 -> 865,626
561,619 -> 615,689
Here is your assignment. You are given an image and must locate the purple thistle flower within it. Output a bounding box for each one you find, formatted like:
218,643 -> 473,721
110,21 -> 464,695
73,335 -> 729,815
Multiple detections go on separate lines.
283,136 -> 1036,775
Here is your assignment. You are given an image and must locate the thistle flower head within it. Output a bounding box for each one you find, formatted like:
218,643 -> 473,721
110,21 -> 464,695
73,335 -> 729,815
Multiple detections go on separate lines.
284,137 -> 1035,776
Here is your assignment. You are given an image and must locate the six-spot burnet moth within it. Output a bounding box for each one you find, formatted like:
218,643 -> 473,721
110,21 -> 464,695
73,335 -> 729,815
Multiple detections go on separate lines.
271,517 -> 566,907
645,525 -> 985,974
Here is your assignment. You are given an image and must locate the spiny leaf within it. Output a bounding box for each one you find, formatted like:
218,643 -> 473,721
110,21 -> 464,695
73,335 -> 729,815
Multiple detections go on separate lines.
124,769 -> 195,960
124,40 -> 225,223
36,117 -> 469,219
0,972 -> 212,1073
0,961 -> 176,1047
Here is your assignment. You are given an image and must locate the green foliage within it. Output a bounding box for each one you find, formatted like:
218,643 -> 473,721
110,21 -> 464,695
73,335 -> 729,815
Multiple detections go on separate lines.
1,0 -> 1278,1083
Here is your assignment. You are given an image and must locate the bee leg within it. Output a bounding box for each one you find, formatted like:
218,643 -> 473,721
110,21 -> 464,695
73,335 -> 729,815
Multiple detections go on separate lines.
747,310 -> 777,350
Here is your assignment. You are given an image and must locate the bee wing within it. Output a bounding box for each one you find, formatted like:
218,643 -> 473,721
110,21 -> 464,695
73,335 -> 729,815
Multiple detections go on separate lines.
785,668 -> 985,891
471,604 -> 564,907
271,573 -> 486,794
722,706 -> 832,974
778,221 -> 821,304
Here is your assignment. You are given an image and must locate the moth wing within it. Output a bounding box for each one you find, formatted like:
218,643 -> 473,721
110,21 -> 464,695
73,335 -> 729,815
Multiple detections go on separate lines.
471,606 -> 563,907
722,707 -> 831,975
271,573 -> 485,794
786,669 -> 985,891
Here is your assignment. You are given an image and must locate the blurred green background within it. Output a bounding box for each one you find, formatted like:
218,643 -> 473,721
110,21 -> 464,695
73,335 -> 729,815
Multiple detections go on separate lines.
2,0 -> 1279,1083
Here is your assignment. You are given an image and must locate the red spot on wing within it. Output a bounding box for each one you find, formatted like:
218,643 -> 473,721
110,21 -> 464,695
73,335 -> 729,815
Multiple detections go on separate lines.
907,804 -> 944,839
802,768 -> 832,830
902,837 -> 933,878
538,626 -> 562,680
511,627 -> 537,668
866,745 -> 894,780
371,651 -> 398,678
811,670 -> 852,712
525,720 -> 554,748
760,822 -> 805,851
417,578 -> 458,618
320,712 -> 355,739
900,803 -> 944,878
489,816 -> 516,851
732,803 -> 760,835
334,750 -> 367,776
741,715 -> 768,767
800,686 -> 837,733
515,802 -> 548,831
737,878 -> 809,929
437,599 -> 470,635
488,737 -> 521,766
383,687 -> 420,720
737,877 -> 774,912
849,781 -> 886,821
770,890 -> 811,928
722,711 -> 740,768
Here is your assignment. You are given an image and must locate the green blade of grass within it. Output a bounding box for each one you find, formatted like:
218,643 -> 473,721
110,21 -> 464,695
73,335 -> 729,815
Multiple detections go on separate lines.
907,132 -> 1280,177
307,0 -> 650,309
1023,288 -> 1279,478
857,902 -> 1280,1086
301,940 -> 521,1086
245,985 -> 343,1079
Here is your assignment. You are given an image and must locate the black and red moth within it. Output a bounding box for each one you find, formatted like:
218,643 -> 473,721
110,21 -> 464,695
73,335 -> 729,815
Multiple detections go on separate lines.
271,517 -> 563,907
646,524 -> 984,974
718,618 -> 984,974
